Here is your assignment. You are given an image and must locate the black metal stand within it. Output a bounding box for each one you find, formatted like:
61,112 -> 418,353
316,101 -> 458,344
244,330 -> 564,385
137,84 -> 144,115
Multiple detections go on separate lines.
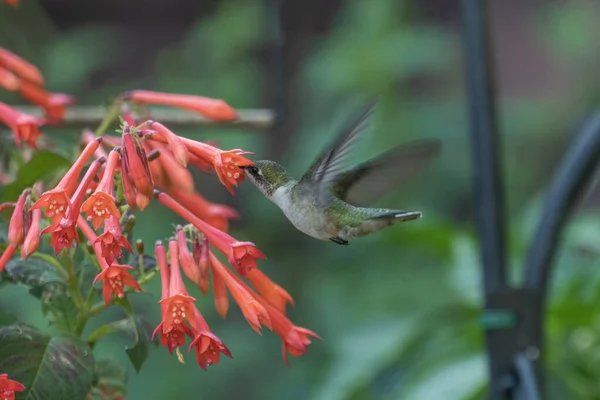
460,1 -> 600,399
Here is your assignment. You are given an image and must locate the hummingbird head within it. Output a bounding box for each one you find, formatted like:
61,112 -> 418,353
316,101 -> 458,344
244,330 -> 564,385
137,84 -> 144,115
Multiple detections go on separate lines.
243,160 -> 291,198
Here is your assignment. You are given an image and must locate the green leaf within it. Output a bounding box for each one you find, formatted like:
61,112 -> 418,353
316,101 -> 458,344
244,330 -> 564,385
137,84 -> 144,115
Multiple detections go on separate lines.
0,324 -> 94,400
92,298 -> 154,372
1,258 -> 79,332
2,258 -> 64,298
40,283 -> 80,334
1,151 -> 71,201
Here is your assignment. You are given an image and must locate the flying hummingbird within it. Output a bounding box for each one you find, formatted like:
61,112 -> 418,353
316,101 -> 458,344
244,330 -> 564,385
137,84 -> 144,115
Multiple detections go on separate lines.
242,104 -> 441,245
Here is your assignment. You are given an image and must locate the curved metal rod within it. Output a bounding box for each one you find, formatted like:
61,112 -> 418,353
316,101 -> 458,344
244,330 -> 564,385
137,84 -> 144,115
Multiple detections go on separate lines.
525,109 -> 600,295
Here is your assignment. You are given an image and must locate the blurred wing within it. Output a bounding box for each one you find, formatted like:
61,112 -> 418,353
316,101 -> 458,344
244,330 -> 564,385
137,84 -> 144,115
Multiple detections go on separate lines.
301,103 -> 377,204
332,139 -> 441,206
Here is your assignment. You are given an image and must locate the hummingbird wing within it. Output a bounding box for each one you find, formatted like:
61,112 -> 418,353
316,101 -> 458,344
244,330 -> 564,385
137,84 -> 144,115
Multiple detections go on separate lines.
331,139 -> 441,207
300,103 -> 377,205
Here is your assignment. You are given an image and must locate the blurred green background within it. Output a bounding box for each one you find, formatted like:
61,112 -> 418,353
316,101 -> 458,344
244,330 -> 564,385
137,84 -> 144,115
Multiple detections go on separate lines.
2,0 -> 600,399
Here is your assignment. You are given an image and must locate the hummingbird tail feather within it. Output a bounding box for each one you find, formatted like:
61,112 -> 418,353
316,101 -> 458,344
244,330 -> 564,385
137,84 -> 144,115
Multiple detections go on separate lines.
368,210 -> 422,223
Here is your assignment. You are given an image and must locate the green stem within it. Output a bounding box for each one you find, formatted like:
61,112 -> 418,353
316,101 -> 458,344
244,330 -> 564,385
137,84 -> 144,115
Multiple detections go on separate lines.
30,253 -> 69,281
61,252 -> 85,310
138,254 -> 146,280
94,99 -> 123,137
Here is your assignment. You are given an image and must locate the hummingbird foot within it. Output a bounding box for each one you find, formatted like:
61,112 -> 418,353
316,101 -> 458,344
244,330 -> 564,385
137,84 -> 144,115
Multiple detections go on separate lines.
330,236 -> 349,245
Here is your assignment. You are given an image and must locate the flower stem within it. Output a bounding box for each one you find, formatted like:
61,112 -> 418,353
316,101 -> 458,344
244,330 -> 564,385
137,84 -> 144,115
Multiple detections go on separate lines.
61,251 -> 85,310
94,99 -> 123,137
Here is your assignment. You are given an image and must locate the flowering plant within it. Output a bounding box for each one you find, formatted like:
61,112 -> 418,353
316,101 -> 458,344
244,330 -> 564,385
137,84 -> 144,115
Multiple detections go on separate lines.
0,22 -> 318,400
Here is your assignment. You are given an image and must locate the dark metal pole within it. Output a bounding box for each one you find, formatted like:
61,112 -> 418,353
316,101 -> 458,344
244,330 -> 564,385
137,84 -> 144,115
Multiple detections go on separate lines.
459,0 -> 507,294
459,1 -> 515,399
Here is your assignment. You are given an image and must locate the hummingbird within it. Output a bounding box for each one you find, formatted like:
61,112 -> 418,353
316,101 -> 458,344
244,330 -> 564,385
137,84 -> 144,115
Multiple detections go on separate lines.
242,104 -> 441,245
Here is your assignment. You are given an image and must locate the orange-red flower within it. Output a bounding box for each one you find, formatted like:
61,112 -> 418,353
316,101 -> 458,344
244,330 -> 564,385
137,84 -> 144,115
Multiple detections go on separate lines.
94,258 -> 142,305
188,307 -> 231,370
183,140 -> 253,194
247,268 -> 294,315
42,158 -> 104,254
227,267 -> 320,365
21,208 -> 41,259
148,133 -> 253,194
158,238 -> 198,334
95,215 -> 133,265
209,252 -> 271,334
19,80 -> 75,123
152,240 -> 193,354
0,244 -> 16,273
125,90 -> 238,121
32,137 -> 102,220
0,374 -> 26,400
169,187 -> 238,232
156,191 -> 265,276
0,66 -> 19,91
7,188 -> 30,247
120,124 -> 153,210
0,47 -> 44,86
177,226 -> 199,285
211,263 -> 229,318
194,232 -> 210,295
146,141 -> 194,194
144,121 -> 188,166
81,150 -> 120,229
0,101 -> 44,149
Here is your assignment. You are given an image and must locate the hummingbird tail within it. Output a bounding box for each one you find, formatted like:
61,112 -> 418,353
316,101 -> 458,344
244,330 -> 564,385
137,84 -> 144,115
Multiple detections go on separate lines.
369,210 -> 422,223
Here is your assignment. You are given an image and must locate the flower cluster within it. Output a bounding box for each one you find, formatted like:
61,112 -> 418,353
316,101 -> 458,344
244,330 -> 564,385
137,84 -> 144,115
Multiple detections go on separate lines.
0,90 -> 319,369
0,47 -> 75,148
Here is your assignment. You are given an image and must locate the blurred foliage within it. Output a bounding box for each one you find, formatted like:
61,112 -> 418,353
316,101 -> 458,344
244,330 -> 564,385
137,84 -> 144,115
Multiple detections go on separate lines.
2,0 -> 600,399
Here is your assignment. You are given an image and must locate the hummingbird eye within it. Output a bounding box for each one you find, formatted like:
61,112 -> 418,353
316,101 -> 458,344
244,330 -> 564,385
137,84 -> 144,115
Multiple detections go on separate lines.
247,166 -> 259,175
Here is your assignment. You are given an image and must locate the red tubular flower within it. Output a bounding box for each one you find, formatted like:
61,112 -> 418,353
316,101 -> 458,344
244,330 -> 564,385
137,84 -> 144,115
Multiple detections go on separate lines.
0,101 -> 44,149
95,215 -> 133,265
94,256 -> 142,305
0,66 -> 19,91
0,47 -> 44,86
177,226 -> 199,284
144,121 -> 188,166
0,373 -> 26,400
212,264 -> 229,318
81,150 -> 121,229
247,269 -> 294,315
194,233 -> 210,295
188,307 -> 231,370
209,252 -> 271,334
152,240 -> 193,354
148,133 -> 253,194
42,157 -> 105,254
19,80 -> 75,123
158,238 -> 198,333
121,124 -> 153,210
82,130 -> 109,160
184,140 -> 253,194
169,187 -> 238,232
7,188 -> 30,247
227,267 -> 320,365
147,141 -> 194,194
156,191 -> 265,276
0,244 -> 16,273
32,137 -> 102,220
87,223 -> 141,306
125,90 -> 238,121
21,208 -> 41,259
